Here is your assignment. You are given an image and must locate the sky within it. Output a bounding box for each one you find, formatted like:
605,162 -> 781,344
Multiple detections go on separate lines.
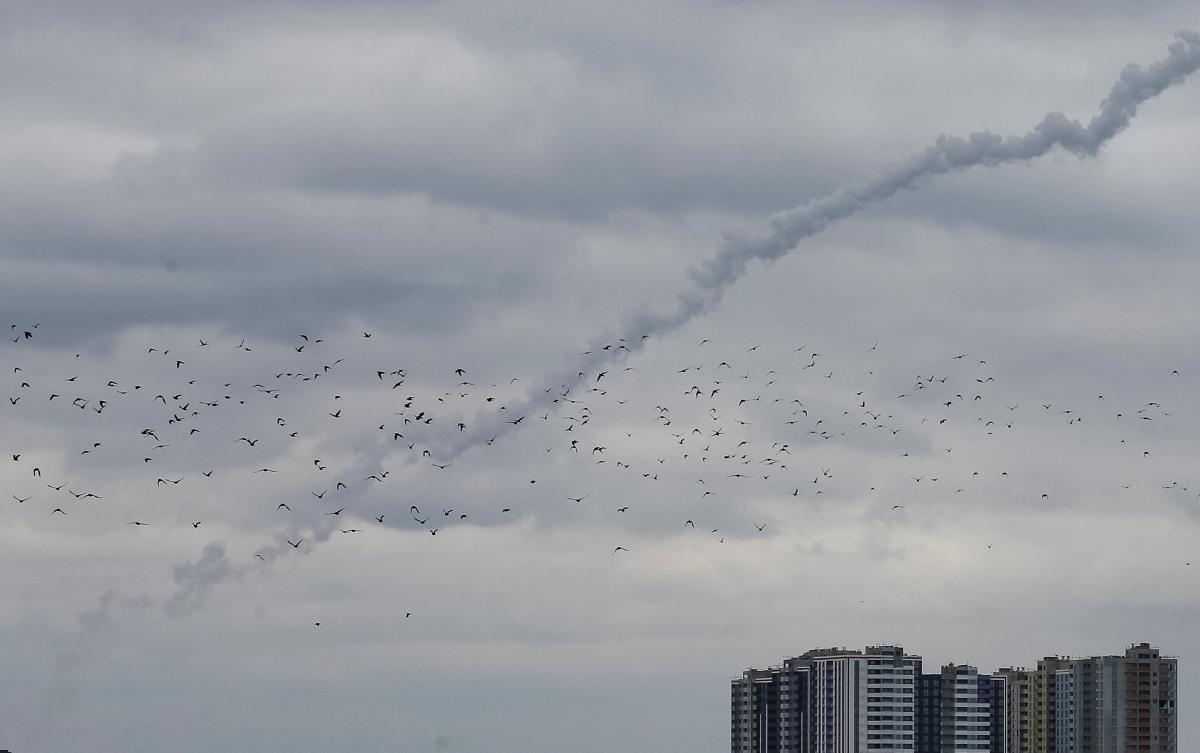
1,2 -> 1199,751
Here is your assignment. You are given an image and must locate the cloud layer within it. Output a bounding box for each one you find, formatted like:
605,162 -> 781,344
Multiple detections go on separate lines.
1,4 -> 1199,752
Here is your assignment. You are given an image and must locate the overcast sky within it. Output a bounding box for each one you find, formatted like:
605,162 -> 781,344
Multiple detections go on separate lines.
2,3 -> 1199,752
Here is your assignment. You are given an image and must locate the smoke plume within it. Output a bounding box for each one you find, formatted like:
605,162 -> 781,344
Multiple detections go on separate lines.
31,35 -> 1197,746
410,30 -> 1200,461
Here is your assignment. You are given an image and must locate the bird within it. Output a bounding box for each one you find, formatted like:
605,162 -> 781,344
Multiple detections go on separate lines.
8,314 -> 1198,644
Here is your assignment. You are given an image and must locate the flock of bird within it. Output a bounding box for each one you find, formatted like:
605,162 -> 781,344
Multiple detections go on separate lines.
3,319 -> 1196,624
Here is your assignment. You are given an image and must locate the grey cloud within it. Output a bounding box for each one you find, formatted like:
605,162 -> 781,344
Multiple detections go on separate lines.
399,31 -> 1200,466
4,5 -> 1200,753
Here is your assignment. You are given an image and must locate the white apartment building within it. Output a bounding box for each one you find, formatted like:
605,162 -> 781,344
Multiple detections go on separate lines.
811,645 -> 920,753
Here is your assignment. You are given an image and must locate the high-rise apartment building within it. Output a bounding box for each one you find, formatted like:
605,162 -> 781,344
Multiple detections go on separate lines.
732,657 -> 815,753
916,672 -> 942,752
1054,668 -> 1076,752
992,668 -> 1029,753
732,646 -> 921,753
1003,643 -> 1177,753
732,667 -> 783,753
937,664 -> 994,752
810,645 -> 920,752
733,642 -> 1175,753
988,672 -> 1015,753
779,657 -> 816,753
1027,656 -> 1069,753
1085,642 -> 1176,753
916,664 -> 1006,753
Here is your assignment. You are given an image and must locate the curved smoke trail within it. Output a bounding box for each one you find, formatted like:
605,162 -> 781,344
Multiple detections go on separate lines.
34,35 -> 1199,740
409,29 -> 1200,461
169,29 -> 1200,614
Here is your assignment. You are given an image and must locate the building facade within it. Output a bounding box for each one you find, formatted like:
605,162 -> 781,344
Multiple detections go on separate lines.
779,657 -> 815,753
733,642 -> 1175,753
916,672 -> 942,753
732,667 -> 783,753
1097,642 -> 1176,753
732,657 -> 816,753
810,645 -> 921,753
934,664 -> 996,753
732,646 -> 922,753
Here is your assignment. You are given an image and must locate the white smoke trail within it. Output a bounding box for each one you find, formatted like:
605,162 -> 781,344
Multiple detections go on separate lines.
156,29 -> 1200,616
30,37 -> 1199,739
411,30 -> 1200,461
